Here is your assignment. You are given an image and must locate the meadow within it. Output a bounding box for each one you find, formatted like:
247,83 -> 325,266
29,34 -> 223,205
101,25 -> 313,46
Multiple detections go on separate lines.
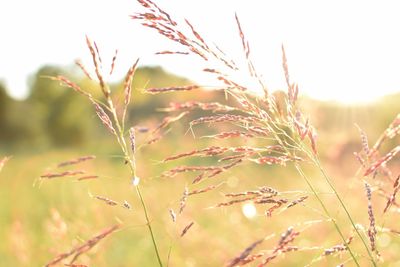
1,1 -> 400,266
1,104 -> 399,267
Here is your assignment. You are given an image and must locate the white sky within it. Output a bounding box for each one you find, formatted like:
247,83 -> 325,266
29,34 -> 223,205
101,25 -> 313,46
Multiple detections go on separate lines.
1,0 -> 400,103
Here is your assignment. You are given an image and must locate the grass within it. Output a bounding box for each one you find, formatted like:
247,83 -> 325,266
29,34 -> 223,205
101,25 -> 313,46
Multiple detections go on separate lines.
1,0 -> 400,266
1,144 -> 399,266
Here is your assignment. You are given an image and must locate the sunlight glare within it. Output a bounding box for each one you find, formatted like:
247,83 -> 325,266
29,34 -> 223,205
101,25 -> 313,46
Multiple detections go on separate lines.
242,202 -> 257,219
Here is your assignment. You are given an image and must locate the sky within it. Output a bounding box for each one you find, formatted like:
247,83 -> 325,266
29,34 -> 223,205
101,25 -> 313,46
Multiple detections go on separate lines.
1,0 -> 400,103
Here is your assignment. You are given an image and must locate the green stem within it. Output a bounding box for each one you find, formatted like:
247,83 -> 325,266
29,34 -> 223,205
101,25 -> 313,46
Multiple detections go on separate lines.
294,163 -> 361,267
136,185 -> 164,267
278,121 -> 376,266
264,122 -> 362,266
231,89 -> 374,265
106,98 -> 163,267
312,157 -> 377,267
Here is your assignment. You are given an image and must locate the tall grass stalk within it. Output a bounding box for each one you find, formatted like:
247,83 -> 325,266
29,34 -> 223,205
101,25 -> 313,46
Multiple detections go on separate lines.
312,156 -> 376,266
130,1 -> 384,265
44,1 -> 399,265
264,113 -> 366,266
108,97 -> 164,267
52,36 -> 164,266
287,127 -> 376,265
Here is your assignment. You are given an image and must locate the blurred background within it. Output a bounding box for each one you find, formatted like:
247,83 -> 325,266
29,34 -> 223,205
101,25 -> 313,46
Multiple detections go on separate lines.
1,0 -> 399,154
1,0 -> 400,266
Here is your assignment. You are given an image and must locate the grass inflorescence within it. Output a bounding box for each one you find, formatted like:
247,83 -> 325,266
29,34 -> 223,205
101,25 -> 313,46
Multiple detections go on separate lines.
30,0 -> 400,266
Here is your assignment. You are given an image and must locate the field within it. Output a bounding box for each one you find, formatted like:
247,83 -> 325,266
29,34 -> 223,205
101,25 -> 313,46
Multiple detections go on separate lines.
1,101 -> 399,267
1,1 -> 400,267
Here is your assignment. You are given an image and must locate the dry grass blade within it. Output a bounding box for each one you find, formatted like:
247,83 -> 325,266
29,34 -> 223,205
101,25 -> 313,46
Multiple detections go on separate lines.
286,196 -> 308,209
140,0 -> 177,26
186,159 -> 242,183
169,208 -> 176,222
234,13 -> 266,91
225,186 -> 278,198
57,155 -> 96,168
133,0 -> 239,68
109,49 -> 118,75
307,126 -> 318,155
219,153 -> 249,162
85,36 -> 109,97
370,113 -> 400,154
276,227 -> 297,250
163,146 -> 228,162
188,184 -> 221,196
236,253 -> 265,266
281,45 -> 298,106
77,175 -> 98,181
206,130 -> 254,139
293,111 -> 309,140
214,197 -> 254,208
384,175 -> 400,213
155,50 -> 189,55
386,113 -> 400,139
45,225 -> 120,266
153,111 -> 189,134
180,221 -> 194,237
247,126 -> 270,137
129,127 -> 136,155
216,76 -> 247,91
184,18 -> 208,49
161,101 -> 236,113
354,152 -> 367,168
226,239 -> 264,267
163,150 -> 199,162
264,200 -> 289,217
89,98 -> 117,135
93,41 -> 102,64
75,60 -> 93,80
50,76 -> 92,98
282,48 -> 299,108
146,85 -> 200,94
235,13 -> 249,58
212,44 -> 238,70
95,195 -> 119,206
146,135 -> 162,145
323,236 -> 353,256
234,13 -> 255,77
249,156 -> 292,166
256,226 -> 300,266
364,146 -> 400,176
123,58 -> 140,107
364,182 -> 378,253
41,170 -> 86,179
192,172 -> 205,184
355,124 -> 370,156
281,44 -> 290,88
179,186 -> 189,214
163,165 -> 218,177
190,114 -> 258,125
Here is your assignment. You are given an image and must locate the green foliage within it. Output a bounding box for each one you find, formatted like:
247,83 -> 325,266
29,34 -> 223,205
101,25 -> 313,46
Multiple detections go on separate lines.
23,66 -> 92,148
0,65 -> 191,151
1,63 -> 398,155
0,82 -> 39,150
